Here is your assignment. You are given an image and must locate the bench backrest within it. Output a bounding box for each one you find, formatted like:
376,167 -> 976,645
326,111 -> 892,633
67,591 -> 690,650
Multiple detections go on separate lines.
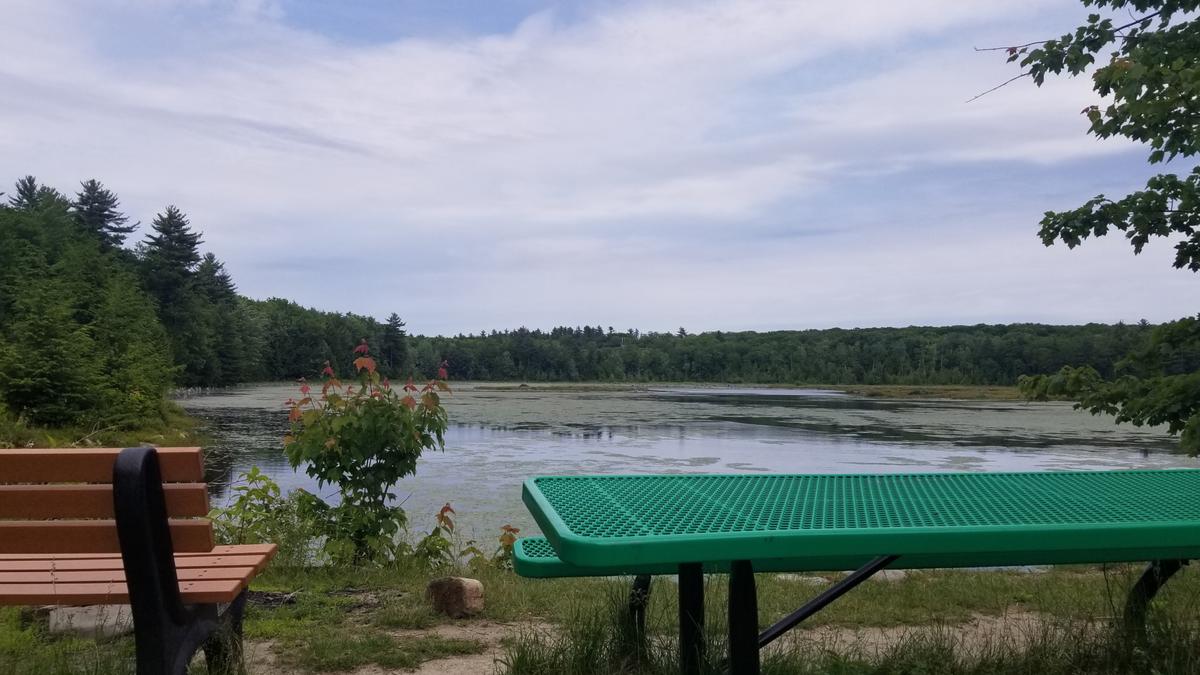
0,447 -> 214,554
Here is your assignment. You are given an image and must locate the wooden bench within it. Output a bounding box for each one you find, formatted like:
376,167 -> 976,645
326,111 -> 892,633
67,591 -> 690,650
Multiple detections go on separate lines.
515,470 -> 1200,675
0,446 -> 277,675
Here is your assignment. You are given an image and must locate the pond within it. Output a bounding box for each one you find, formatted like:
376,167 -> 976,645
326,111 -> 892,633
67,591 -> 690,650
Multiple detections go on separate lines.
179,382 -> 1191,542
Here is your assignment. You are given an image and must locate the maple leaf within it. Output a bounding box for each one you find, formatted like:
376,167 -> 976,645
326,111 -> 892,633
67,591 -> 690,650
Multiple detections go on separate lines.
353,339 -> 370,355
353,356 -> 377,373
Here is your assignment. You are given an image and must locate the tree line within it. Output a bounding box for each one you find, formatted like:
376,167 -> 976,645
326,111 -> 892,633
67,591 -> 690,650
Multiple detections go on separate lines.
0,174 -> 1162,431
408,323 -> 1152,385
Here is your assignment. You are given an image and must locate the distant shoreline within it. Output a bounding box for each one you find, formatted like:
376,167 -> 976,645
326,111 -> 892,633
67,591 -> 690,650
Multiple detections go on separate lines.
468,381 -> 1025,400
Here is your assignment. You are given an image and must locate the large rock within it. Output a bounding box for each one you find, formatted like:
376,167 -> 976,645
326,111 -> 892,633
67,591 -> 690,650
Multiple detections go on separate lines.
426,577 -> 484,618
44,605 -> 134,639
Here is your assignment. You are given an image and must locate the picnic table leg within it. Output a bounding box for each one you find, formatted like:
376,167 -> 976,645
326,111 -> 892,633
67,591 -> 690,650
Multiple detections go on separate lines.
1124,559 -> 1187,640
626,574 -> 653,658
728,560 -> 759,674
678,563 -> 705,675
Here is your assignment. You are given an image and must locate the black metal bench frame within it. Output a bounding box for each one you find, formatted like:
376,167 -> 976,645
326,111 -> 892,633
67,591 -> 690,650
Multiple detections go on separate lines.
623,556 -> 1190,675
114,446 -> 247,675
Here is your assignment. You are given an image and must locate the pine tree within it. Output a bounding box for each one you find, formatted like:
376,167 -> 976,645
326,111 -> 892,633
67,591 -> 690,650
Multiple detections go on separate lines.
380,313 -> 408,376
194,252 -> 237,304
140,206 -> 212,385
141,205 -> 203,311
72,179 -> 136,250
8,176 -> 40,210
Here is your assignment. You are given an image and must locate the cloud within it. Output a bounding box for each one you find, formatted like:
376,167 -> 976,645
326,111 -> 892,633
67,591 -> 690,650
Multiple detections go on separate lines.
0,0 -> 1189,334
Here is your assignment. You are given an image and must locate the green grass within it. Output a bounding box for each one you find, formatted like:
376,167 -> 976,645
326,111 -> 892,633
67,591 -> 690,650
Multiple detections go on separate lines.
499,571 -> 1200,674
5,563 -> 1200,673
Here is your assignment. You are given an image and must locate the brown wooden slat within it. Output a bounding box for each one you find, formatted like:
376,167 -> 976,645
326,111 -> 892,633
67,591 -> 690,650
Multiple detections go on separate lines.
0,520 -> 214,554
0,483 -> 209,519
0,543 -> 276,561
0,579 -> 243,605
0,553 -> 272,573
0,448 -> 203,484
0,566 -> 256,584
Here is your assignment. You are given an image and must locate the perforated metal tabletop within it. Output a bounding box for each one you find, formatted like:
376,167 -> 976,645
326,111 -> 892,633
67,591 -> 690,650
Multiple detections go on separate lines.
522,471 -> 1200,570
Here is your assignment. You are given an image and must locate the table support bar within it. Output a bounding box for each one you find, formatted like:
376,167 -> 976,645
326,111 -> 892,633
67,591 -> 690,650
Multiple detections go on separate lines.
758,555 -> 899,649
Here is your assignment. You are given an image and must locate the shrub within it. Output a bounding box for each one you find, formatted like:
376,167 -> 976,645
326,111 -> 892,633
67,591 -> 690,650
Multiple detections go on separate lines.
283,341 -> 449,563
208,466 -> 318,566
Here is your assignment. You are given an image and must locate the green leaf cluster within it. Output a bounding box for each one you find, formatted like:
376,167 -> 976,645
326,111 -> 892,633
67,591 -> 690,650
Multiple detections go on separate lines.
1010,1 -> 1200,270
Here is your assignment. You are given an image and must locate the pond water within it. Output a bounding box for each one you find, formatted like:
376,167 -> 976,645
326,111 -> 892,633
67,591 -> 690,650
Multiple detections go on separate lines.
179,382 -> 1192,542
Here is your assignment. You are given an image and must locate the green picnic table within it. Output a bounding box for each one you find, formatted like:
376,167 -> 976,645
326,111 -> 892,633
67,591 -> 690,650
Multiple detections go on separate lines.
515,470 -> 1200,675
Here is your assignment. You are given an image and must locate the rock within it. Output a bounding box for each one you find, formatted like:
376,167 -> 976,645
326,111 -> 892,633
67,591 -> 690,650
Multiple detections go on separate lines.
868,569 -> 908,583
426,577 -> 484,618
47,605 -> 133,639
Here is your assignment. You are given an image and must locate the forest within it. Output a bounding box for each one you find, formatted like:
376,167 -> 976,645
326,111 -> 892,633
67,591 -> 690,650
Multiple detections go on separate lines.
0,175 -> 1160,432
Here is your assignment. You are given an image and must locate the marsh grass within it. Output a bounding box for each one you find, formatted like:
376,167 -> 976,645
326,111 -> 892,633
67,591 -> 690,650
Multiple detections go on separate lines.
0,403 -> 206,449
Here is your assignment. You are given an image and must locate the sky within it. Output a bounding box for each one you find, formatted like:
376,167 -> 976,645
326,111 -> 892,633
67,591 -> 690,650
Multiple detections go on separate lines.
1,0 -> 1195,336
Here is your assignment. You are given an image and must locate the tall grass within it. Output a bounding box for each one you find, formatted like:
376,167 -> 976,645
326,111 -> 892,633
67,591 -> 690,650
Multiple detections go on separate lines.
498,572 -> 1200,675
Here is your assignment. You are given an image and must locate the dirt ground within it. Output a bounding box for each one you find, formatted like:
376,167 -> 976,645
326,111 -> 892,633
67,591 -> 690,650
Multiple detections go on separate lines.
243,611 -> 1052,675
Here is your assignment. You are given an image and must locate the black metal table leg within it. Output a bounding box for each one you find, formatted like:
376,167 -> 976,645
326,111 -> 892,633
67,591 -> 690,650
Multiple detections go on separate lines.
728,560 -> 759,674
679,563 -> 705,675
625,574 -> 653,659
1125,559 -> 1188,640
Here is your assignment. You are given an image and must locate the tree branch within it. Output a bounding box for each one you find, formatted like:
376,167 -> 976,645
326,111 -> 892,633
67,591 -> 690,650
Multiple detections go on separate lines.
966,72 -> 1031,103
973,10 -> 1164,53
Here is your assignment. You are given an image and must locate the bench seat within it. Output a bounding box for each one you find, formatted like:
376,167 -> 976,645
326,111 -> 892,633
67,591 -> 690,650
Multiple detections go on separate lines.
0,544 -> 276,604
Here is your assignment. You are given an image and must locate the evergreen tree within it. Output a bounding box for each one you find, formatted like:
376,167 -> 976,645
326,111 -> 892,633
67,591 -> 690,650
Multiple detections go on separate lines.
0,277 -> 104,426
195,252 -> 237,303
142,205 -> 203,300
72,179 -> 136,250
8,176 -> 40,210
380,313 -> 408,376
140,206 -> 213,385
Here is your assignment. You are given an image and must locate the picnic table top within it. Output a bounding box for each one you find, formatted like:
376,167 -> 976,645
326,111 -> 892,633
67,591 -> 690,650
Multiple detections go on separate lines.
522,470 -> 1200,569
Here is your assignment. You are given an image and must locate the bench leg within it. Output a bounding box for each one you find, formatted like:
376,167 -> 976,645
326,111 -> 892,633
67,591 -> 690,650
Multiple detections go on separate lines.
728,560 -> 759,675
204,590 -> 248,675
1124,559 -> 1187,640
679,563 -> 706,675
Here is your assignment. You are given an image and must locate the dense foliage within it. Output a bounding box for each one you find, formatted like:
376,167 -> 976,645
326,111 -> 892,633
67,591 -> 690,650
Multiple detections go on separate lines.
1002,0 -> 1199,451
